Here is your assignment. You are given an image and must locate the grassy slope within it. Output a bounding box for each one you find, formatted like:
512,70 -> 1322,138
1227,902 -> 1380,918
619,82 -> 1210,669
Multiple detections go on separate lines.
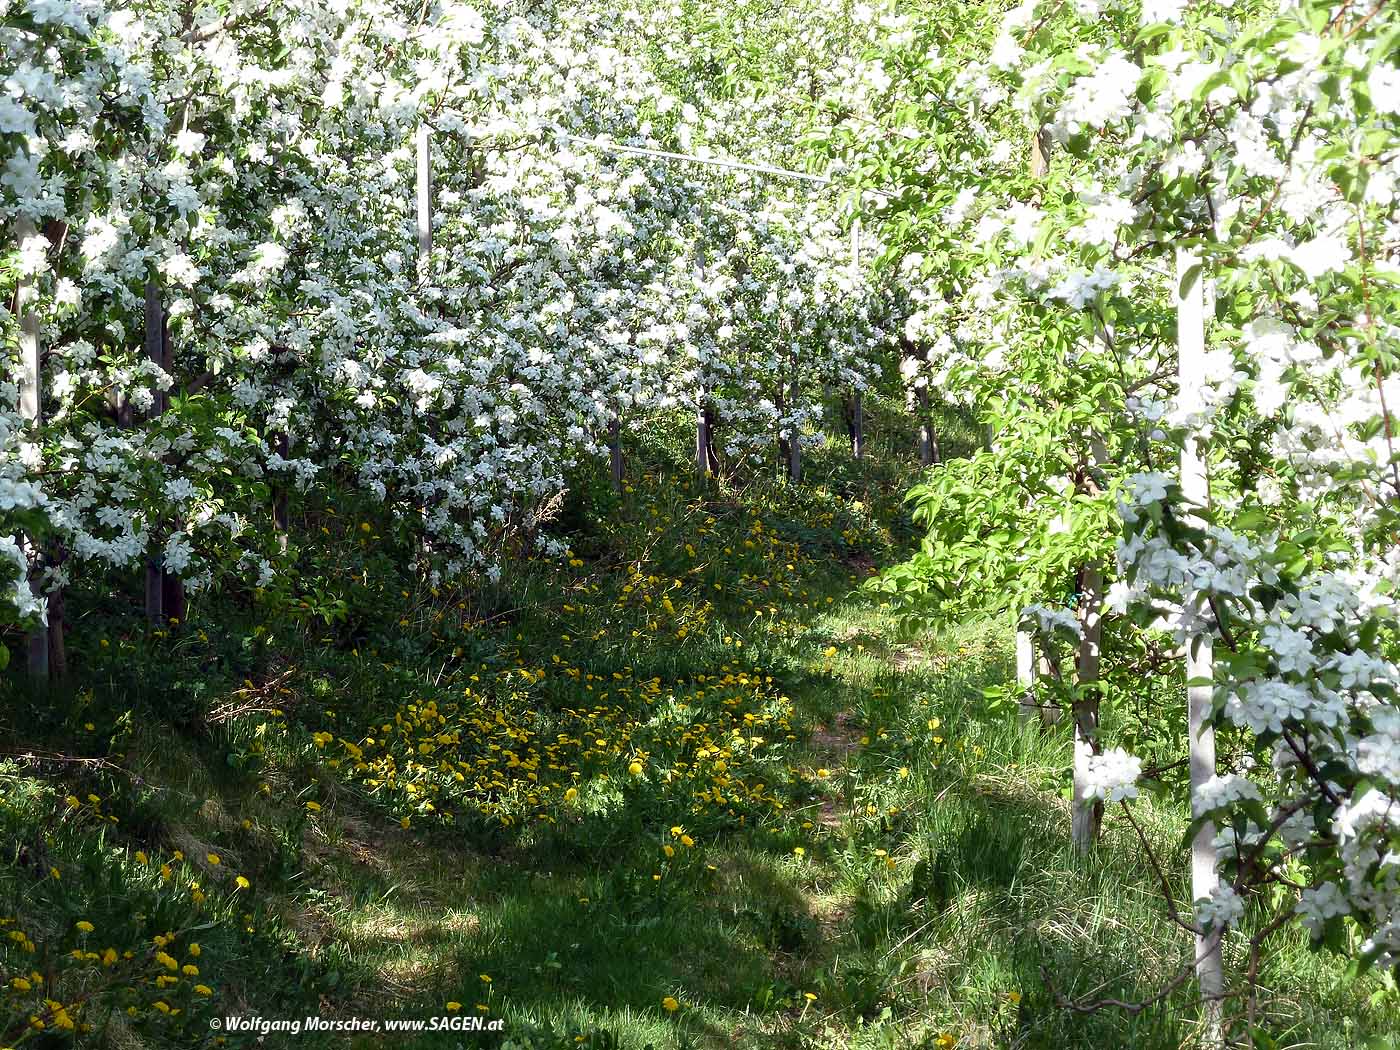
1,401 -> 1393,1049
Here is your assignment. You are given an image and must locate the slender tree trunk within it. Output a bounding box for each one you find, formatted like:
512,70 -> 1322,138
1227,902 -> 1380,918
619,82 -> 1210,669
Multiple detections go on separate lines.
1014,124 -> 1051,727
1016,624 -> 1038,725
849,217 -> 864,462
696,396 -> 711,481
918,386 -> 935,466
272,431 -> 291,553
775,364 -> 789,477
161,309 -> 184,622
1038,651 -> 1061,726
1177,248 -> 1224,1038
609,417 -> 623,493
15,217 -> 49,678
144,281 -> 165,626
1071,564 -> 1105,852
416,123 -> 432,274
849,392 -> 864,459
705,406 -> 721,476
1030,125 -> 1051,179
788,377 -> 802,483
45,566 -> 66,679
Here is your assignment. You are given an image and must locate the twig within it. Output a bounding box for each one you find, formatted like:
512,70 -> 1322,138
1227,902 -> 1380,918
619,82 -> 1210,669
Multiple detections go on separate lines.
1119,801 -> 1199,935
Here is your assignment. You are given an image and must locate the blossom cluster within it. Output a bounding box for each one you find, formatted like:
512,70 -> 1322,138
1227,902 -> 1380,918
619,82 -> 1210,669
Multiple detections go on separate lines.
840,0 -> 1400,977
0,0 -> 901,627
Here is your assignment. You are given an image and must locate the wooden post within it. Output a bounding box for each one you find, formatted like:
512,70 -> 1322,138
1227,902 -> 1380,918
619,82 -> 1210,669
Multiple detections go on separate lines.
144,281 -> 164,626
608,417 -> 623,493
416,123 -> 432,274
15,217 -> 48,679
1177,247 -> 1224,1032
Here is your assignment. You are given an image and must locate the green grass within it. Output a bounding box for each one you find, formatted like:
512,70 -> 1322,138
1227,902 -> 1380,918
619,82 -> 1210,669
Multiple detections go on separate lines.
1,404 -> 1394,1049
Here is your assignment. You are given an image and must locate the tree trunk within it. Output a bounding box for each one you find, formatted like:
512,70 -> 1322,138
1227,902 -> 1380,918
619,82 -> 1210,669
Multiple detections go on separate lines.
45,573 -> 66,680
273,430 -> 291,553
788,379 -> 802,483
144,281 -> 165,626
1177,247 -> 1224,1037
609,417 -> 623,493
850,392 -> 864,459
161,310 -> 184,622
918,386 -> 935,466
1016,626 -> 1038,724
15,217 -> 49,678
416,123 -> 432,273
696,397 -> 710,480
1071,565 -> 1105,853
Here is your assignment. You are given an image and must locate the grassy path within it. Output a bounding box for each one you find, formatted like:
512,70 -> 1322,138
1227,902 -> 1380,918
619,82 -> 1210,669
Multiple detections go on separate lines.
1,449 -> 1391,1049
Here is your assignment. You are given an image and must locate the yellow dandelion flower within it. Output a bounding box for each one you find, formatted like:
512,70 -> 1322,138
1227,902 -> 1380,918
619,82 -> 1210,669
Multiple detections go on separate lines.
661,996 -> 679,1012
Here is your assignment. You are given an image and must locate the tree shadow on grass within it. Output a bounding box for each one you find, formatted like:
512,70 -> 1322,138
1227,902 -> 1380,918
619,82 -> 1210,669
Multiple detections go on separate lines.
321,835 -> 805,1049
